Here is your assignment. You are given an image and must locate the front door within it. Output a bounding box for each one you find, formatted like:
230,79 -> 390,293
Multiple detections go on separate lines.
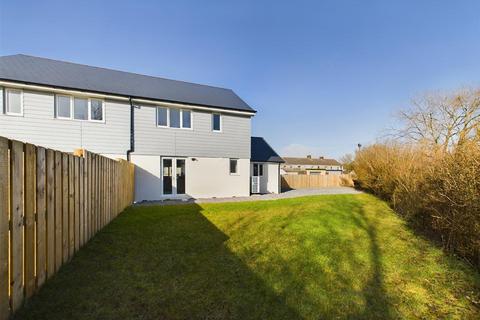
162,158 -> 186,196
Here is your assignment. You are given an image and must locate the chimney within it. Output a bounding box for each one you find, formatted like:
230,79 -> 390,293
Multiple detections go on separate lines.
319,156 -> 324,159
307,155 -> 312,159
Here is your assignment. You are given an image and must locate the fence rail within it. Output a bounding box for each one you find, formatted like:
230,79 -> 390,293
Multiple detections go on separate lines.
0,137 -> 134,320
281,174 -> 353,190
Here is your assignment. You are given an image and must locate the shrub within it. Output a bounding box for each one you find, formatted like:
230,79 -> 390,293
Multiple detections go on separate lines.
354,141 -> 480,266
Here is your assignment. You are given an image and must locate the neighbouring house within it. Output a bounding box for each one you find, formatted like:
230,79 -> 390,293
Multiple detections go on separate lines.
281,155 -> 343,175
0,54 -> 283,201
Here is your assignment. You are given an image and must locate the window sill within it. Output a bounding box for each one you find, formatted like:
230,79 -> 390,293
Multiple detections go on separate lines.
5,112 -> 24,117
156,125 -> 193,130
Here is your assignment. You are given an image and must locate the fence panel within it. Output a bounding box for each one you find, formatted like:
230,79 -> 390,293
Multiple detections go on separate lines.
281,174 -> 353,190
0,138 -> 134,320
0,138 -> 9,320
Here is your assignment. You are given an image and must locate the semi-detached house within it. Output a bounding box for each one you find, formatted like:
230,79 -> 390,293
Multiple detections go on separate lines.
0,54 -> 284,201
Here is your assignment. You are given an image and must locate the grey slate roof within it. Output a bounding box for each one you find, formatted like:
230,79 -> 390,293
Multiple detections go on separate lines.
251,137 -> 284,163
0,54 -> 255,112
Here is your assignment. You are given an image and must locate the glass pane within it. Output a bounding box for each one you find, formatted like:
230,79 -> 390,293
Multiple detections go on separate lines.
182,110 -> 191,128
74,98 -> 88,120
253,164 -> 259,176
259,164 -> 263,176
170,108 -> 180,128
157,107 -> 168,126
230,159 -> 237,174
57,96 -> 71,118
163,159 -> 173,195
176,159 -> 186,194
7,90 -> 22,114
91,99 -> 103,121
213,114 -> 221,131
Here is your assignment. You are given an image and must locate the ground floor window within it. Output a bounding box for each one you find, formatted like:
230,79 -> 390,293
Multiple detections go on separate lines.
230,159 -> 238,174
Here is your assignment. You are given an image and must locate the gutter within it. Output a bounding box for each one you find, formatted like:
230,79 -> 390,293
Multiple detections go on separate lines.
126,97 -> 135,161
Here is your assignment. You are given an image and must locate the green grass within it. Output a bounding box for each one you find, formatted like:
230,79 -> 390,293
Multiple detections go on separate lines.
15,194 -> 480,319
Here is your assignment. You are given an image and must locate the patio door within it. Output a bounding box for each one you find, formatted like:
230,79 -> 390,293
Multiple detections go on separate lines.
162,158 -> 186,196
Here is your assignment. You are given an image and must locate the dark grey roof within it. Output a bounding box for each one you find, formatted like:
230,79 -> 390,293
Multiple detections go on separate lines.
251,137 -> 284,163
0,54 -> 255,112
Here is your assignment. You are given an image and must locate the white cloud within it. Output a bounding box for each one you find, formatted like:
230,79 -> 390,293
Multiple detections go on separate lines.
280,144 -> 324,158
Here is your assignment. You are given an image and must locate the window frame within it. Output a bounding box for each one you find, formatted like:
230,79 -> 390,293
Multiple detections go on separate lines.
5,88 -> 24,116
55,94 -> 73,120
212,113 -> 222,132
55,94 -> 105,123
229,158 -> 239,175
156,107 -> 193,130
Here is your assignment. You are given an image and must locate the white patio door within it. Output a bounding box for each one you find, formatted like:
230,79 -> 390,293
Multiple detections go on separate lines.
162,158 -> 186,196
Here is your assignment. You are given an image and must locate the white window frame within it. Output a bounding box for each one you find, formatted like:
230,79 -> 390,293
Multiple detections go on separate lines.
156,107 -> 193,130
55,94 -> 105,123
212,113 -> 222,132
56,95 -> 73,120
156,107 -> 169,127
5,88 -> 24,116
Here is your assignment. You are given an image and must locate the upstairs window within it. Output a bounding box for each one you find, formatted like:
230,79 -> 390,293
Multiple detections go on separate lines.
169,108 -> 181,128
182,110 -> 191,128
56,95 -> 72,119
55,94 -> 104,122
90,99 -> 104,121
74,97 -> 88,120
157,107 -> 168,127
212,113 -> 221,131
5,88 -> 23,116
156,107 -> 192,129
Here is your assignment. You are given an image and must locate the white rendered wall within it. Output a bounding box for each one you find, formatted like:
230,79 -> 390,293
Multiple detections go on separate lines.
186,158 -> 250,198
130,155 -> 162,202
130,155 -> 250,201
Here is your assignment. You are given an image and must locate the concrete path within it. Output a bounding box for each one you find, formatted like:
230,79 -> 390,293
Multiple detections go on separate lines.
136,187 -> 362,206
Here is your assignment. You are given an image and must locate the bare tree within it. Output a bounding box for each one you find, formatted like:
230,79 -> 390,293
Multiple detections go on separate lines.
394,88 -> 480,151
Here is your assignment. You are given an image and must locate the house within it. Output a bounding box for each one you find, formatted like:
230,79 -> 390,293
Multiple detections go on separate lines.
0,54 -> 282,201
281,155 -> 343,175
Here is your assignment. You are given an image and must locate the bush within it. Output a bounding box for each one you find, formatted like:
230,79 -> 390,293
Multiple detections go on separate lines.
354,141 -> 480,267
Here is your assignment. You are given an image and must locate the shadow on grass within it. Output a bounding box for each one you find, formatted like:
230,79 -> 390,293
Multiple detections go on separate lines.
14,203 -> 301,320
14,196 -> 406,320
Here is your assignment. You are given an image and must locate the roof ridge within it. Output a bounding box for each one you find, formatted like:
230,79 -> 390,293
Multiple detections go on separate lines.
8,54 -> 236,92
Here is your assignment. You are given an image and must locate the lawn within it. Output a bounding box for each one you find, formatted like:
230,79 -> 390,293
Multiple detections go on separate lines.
15,194 -> 480,319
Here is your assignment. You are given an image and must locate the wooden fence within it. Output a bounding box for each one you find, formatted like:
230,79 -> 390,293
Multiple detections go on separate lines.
0,137 -> 134,320
281,174 -> 353,190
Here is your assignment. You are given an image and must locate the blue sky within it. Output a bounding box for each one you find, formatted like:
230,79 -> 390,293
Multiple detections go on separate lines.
1,0 -> 479,159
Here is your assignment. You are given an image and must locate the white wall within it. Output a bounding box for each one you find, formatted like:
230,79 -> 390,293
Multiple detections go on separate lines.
186,157 -> 250,199
266,163 -> 280,194
131,155 -> 250,201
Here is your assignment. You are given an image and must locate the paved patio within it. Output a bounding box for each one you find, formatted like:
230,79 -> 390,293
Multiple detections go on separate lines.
136,187 -> 362,206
